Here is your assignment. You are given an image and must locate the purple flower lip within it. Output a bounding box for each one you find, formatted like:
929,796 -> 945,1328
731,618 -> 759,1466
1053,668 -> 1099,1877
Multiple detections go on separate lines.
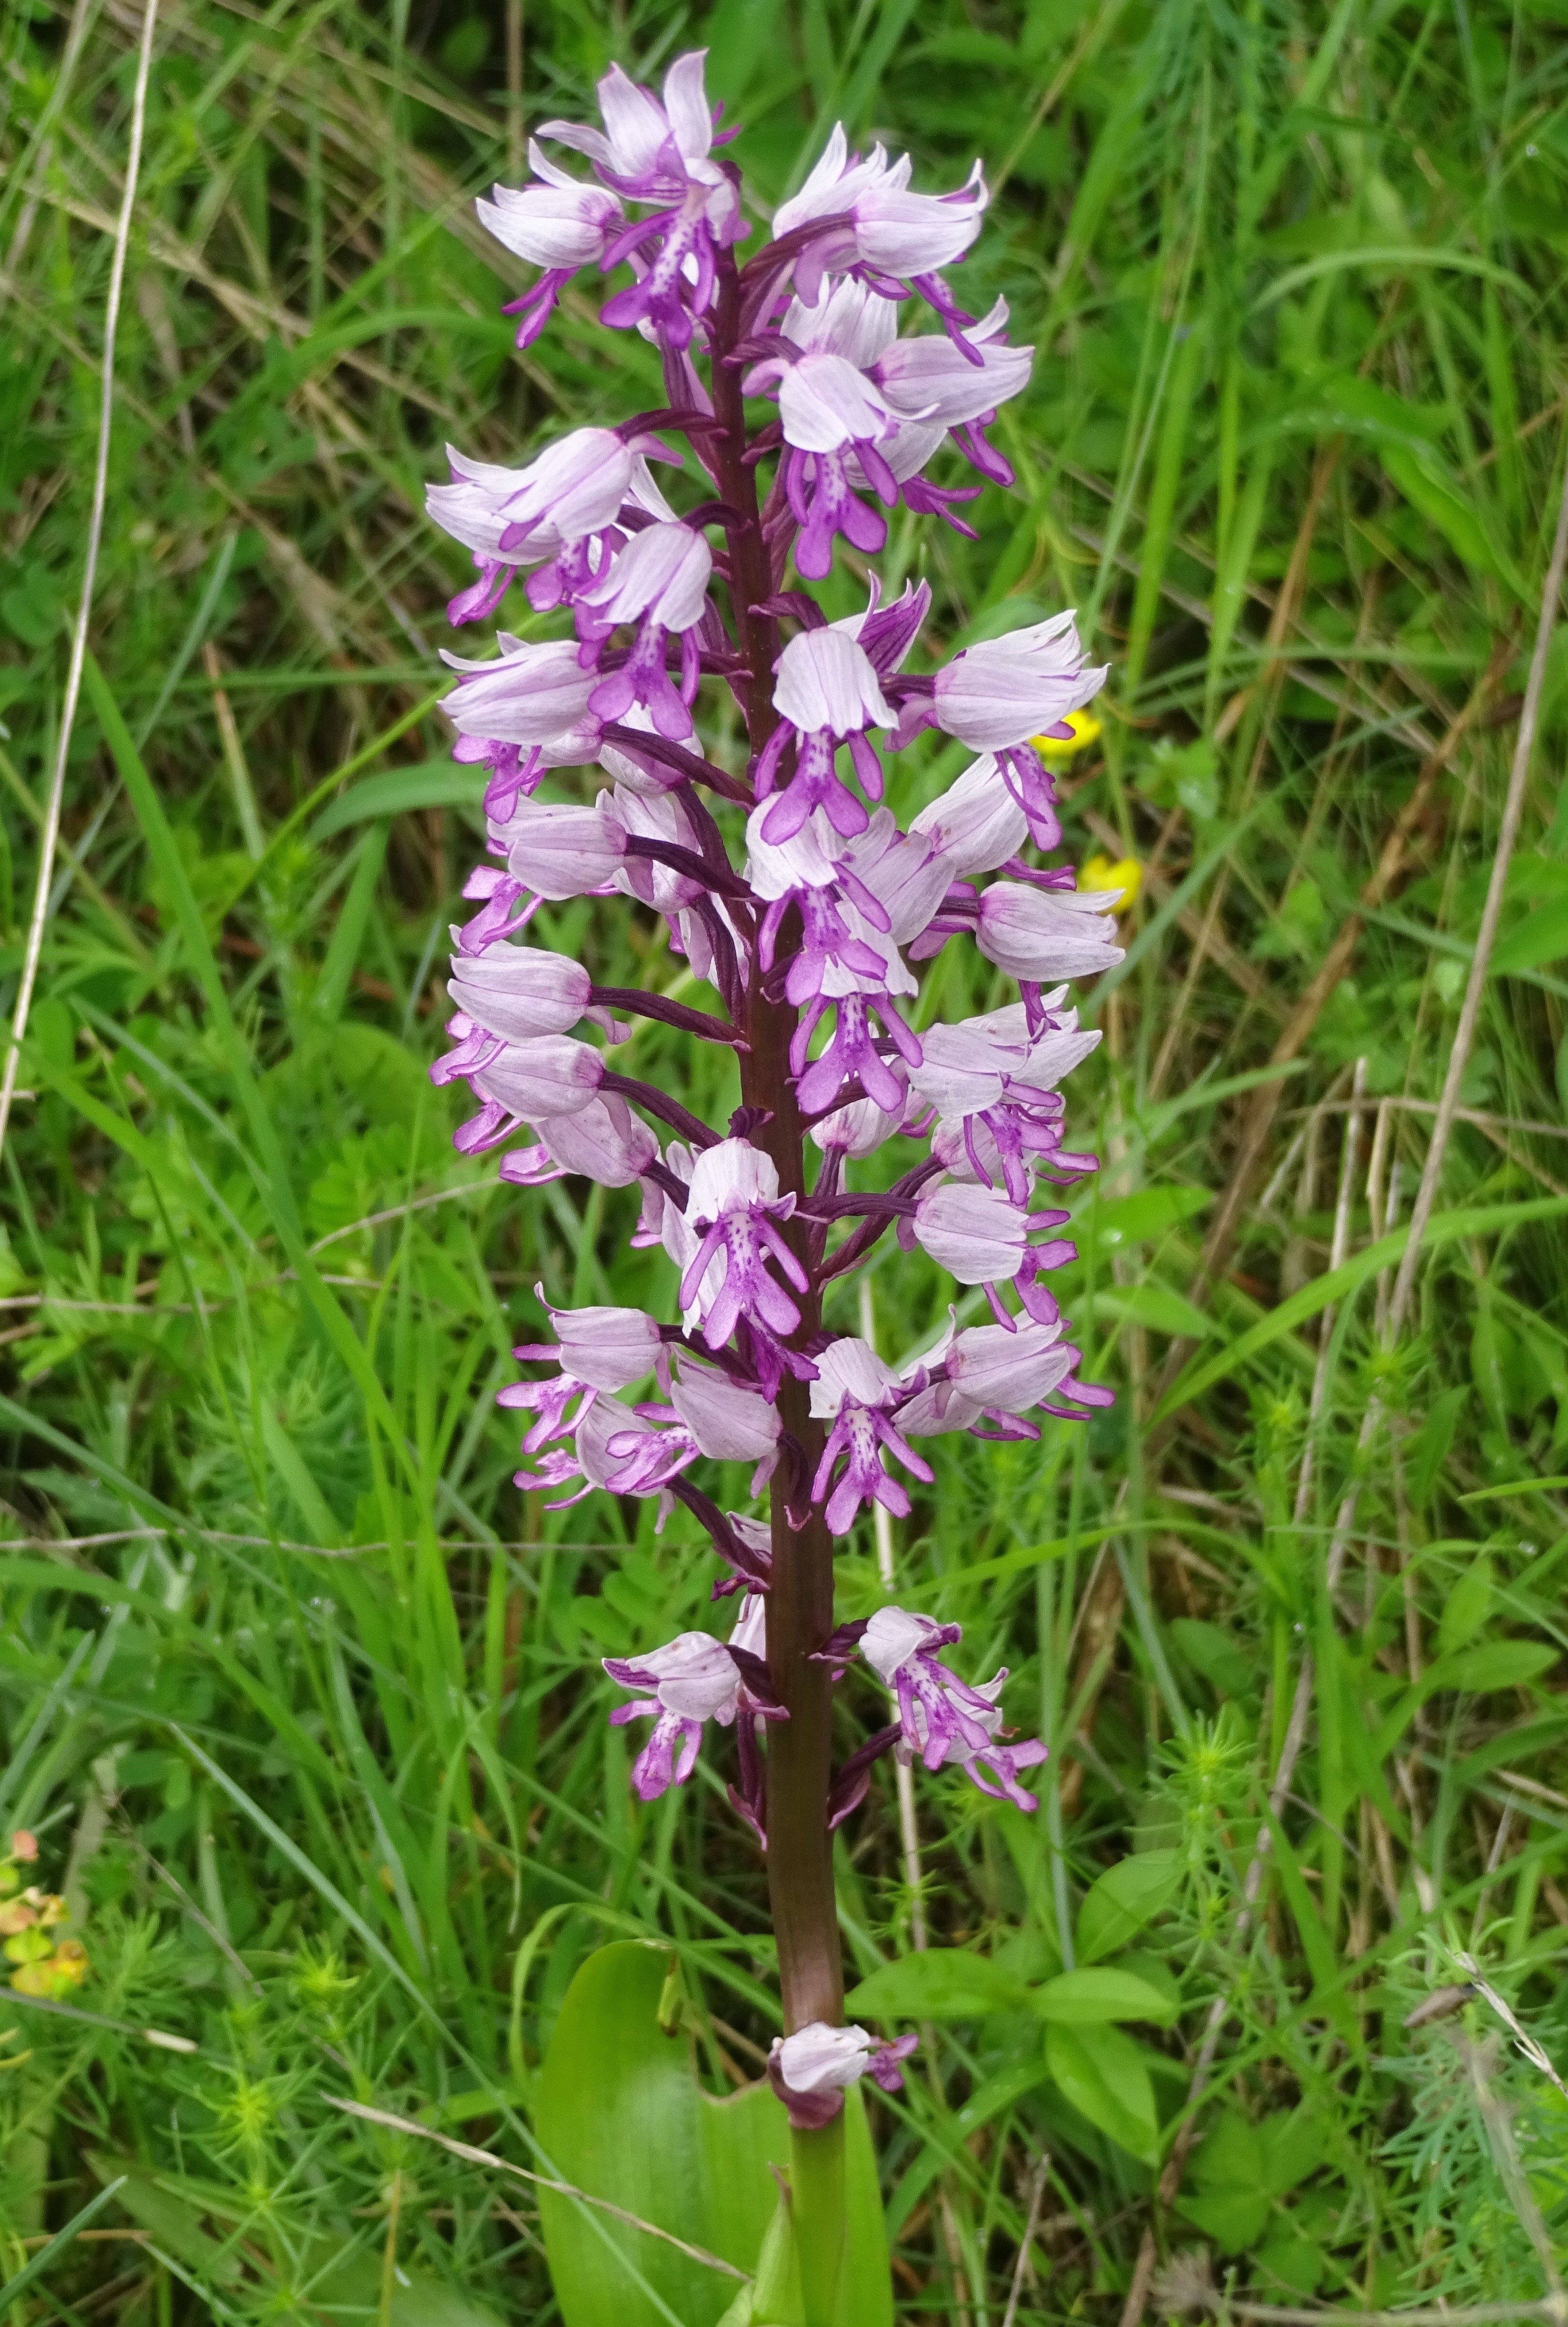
807,1337 -> 932,1536
603,1597 -> 785,1802
859,1606 -> 1049,1812
750,628 -> 897,840
677,1138 -> 809,1352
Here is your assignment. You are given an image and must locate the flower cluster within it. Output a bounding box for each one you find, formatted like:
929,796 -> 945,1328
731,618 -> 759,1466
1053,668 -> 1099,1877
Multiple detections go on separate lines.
422,51 -> 1120,2073
0,1829 -> 87,2000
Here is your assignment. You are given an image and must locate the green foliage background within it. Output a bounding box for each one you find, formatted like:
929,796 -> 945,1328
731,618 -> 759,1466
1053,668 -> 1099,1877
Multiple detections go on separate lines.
3,0 -> 1568,2315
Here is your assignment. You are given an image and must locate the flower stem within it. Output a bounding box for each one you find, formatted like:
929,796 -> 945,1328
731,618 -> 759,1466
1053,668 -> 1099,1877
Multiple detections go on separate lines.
790,2115 -> 847,2327
709,238 -> 848,2315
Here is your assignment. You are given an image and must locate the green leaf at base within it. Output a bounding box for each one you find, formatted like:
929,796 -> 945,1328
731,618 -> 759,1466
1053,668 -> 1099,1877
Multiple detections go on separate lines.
536,1942 -> 890,2327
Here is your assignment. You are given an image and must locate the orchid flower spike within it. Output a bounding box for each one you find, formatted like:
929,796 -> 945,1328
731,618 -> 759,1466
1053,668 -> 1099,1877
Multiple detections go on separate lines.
421,53 -> 1128,2122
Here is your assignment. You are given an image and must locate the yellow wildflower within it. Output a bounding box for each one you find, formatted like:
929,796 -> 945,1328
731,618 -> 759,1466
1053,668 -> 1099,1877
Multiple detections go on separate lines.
1033,707 -> 1103,760
1080,853 -> 1143,911
12,1938 -> 88,2000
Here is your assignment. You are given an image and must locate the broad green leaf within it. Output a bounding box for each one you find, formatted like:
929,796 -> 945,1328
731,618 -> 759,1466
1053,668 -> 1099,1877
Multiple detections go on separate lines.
1076,1852 -> 1181,1963
1492,896 -> 1568,974
1427,1640 -> 1557,1693
1044,2022 -> 1159,2163
846,1948 -> 1026,2021
1092,1282 -> 1215,1339
1029,1966 -> 1177,2024
1180,2188 -> 1273,2251
311,760 -> 482,839
713,2192 -> 802,2327
1378,442 -> 1515,588
537,1944 -> 890,2327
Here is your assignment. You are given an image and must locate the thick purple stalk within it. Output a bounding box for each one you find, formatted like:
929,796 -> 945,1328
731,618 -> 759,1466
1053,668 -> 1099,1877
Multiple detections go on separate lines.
710,241 -> 844,2038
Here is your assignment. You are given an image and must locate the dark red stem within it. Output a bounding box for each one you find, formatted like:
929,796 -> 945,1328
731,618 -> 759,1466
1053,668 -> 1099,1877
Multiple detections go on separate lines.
708,244 -> 843,2036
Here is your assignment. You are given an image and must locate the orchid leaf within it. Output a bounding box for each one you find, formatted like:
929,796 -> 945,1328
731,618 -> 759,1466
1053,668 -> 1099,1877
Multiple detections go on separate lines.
536,1943 -> 890,2327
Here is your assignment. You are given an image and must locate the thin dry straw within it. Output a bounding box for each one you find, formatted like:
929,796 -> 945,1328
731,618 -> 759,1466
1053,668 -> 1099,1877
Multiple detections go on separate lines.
1387,428 -> 1568,1340
0,0 -> 161,1167
325,2096 -> 747,2281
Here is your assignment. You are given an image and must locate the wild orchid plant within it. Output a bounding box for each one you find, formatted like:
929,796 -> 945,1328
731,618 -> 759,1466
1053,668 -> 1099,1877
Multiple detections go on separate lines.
422,51 -> 1119,2320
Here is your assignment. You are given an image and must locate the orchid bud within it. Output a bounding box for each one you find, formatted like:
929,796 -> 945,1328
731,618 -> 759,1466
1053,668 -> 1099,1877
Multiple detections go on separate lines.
974,881 -> 1124,981
911,1180 -> 1030,1283
527,1302 -> 664,1392
501,799 -> 626,900
931,611 -> 1108,753
474,1036 -> 604,1122
909,754 -> 1028,878
447,944 -> 592,1042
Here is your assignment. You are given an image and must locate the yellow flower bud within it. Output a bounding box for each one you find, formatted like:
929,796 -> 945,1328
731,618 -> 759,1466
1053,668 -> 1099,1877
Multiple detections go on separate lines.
1079,853 -> 1143,910
1032,707 -> 1103,760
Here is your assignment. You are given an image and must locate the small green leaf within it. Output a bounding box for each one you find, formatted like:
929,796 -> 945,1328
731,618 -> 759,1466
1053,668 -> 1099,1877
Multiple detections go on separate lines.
846,1949 -> 1026,2022
1438,1555 -> 1493,1660
1083,1187 -> 1212,1250
308,2251 -> 505,2327
1029,1967 -> 1178,2024
87,2156 -> 243,2284
1076,1852 -> 1181,1963
1169,1618 -> 1255,1700
1192,2110 -> 1267,2193
1044,2022 -> 1159,2162
1256,2229 -> 1327,2295
1259,2107 -> 1328,2197
1409,1387 -> 1469,1506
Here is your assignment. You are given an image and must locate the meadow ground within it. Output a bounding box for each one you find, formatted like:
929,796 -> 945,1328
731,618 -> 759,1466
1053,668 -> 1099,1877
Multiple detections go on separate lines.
3,0 -> 1568,2318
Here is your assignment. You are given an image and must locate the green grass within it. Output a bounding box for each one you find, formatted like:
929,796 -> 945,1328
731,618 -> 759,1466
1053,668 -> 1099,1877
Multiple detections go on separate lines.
4,0 -> 1568,2317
